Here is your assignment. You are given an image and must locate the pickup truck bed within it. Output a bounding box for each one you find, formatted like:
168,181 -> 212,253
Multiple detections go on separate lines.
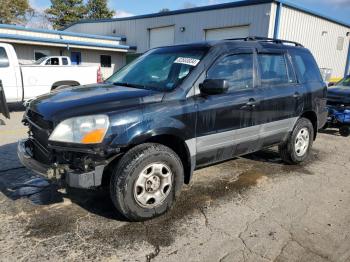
0,43 -> 98,103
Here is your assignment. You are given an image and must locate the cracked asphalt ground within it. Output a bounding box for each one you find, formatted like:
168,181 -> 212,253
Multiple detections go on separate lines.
1,112 -> 350,262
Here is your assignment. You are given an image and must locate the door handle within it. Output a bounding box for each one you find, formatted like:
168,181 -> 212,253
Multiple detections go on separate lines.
293,92 -> 301,99
241,98 -> 259,110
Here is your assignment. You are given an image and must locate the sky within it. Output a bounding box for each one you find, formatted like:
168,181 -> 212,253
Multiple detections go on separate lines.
30,0 -> 350,26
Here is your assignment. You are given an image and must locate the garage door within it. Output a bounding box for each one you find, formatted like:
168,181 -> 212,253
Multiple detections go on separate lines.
149,26 -> 175,49
205,26 -> 249,41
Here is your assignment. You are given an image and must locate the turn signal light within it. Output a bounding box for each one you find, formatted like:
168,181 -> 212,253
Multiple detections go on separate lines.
81,129 -> 106,144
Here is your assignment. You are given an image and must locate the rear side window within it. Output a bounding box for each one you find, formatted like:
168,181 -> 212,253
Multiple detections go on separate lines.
62,58 -> 69,65
207,53 -> 254,91
290,50 -> 322,83
0,47 -> 9,68
258,53 -> 295,86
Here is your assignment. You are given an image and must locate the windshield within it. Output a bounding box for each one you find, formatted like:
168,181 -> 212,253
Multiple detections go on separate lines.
336,76 -> 350,87
34,57 -> 47,64
106,46 -> 208,91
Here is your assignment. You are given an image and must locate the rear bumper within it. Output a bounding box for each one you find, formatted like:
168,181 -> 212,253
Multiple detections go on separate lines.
17,139 -> 106,189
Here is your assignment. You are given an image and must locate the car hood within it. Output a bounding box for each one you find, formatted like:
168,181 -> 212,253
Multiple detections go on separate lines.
327,85 -> 350,105
29,83 -> 164,122
328,85 -> 350,95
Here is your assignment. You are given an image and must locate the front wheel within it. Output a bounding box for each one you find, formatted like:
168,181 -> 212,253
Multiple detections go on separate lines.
279,118 -> 314,164
110,143 -> 184,221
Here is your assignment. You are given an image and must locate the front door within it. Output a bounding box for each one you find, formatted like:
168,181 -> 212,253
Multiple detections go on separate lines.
195,50 -> 260,167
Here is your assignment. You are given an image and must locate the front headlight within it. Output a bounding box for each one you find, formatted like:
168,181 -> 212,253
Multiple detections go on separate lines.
49,115 -> 109,144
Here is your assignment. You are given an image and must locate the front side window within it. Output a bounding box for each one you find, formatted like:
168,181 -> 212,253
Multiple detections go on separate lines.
207,53 -> 254,91
258,54 -> 292,86
0,47 -> 9,68
107,46 -> 208,92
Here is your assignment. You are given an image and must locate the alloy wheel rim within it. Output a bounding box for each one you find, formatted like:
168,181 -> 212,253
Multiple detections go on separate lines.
295,127 -> 310,157
133,162 -> 173,208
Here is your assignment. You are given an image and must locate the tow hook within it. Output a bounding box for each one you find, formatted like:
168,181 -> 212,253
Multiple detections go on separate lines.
47,164 -> 66,180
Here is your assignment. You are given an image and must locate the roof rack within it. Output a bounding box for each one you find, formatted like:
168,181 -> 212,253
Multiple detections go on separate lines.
225,36 -> 304,47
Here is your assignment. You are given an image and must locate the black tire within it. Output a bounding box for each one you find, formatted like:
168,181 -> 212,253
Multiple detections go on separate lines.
339,126 -> 350,137
279,118 -> 314,164
110,143 -> 184,221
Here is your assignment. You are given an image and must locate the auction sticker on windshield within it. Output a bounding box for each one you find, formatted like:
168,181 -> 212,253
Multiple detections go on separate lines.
174,57 -> 200,66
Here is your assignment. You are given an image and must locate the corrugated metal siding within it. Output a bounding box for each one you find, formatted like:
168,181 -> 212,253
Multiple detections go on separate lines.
0,27 -> 121,46
278,5 -> 350,78
66,3 -> 273,53
268,3 -> 277,38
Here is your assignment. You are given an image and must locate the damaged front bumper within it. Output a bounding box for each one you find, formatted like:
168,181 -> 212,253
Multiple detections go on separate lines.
17,139 -> 107,189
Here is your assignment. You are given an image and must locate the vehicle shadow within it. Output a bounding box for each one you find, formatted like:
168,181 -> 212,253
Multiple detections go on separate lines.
243,147 -> 283,164
0,143 -> 63,205
0,142 -> 285,221
319,128 -> 341,136
0,142 -> 126,220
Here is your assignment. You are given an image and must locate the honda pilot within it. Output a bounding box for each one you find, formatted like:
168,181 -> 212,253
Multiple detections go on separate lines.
18,37 -> 327,221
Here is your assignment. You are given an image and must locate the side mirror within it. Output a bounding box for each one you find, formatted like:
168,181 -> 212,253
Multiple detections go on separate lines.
328,82 -> 335,87
199,79 -> 229,95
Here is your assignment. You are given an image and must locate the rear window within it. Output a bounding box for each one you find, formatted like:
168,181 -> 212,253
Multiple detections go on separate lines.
290,50 -> 322,83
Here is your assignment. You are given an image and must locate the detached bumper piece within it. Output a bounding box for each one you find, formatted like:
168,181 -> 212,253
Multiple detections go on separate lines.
17,139 -> 106,189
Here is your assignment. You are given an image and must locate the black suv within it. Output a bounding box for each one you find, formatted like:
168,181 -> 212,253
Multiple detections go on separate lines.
18,37 -> 327,221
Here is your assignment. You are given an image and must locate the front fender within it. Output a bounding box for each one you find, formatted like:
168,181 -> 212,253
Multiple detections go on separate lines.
109,114 -> 190,149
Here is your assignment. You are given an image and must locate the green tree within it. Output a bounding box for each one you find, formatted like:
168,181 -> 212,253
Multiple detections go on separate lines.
0,0 -> 33,24
45,0 -> 87,30
86,0 -> 114,19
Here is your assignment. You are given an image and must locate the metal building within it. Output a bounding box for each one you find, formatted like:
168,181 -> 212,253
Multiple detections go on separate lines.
64,0 -> 350,81
0,24 -> 131,79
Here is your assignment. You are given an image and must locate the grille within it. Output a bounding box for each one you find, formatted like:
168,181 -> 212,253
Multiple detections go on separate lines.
26,110 -> 53,164
27,110 -> 53,130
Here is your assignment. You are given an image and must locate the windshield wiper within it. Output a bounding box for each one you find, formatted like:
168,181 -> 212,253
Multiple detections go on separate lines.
113,82 -> 146,89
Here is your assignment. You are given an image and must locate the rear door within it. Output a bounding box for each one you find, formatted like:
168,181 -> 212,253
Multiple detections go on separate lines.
195,49 -> 260,166
256,50 -> 301,147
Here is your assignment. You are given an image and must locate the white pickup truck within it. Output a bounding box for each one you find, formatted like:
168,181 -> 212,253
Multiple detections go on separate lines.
0,43 -> 99,103
33,56 -> 72,66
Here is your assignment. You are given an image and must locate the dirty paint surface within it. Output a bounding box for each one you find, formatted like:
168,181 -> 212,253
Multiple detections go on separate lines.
1,112 -> 350,262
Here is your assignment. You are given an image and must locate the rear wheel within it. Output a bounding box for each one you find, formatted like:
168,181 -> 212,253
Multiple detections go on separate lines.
110,143 -> 184,221
279,118 -> 314,164
339,126 -> 350,137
